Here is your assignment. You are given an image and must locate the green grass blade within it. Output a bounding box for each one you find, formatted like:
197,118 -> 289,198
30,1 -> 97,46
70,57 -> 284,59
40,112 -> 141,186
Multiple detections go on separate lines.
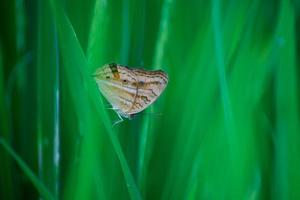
86,0 -> 108,66
138,0 -> 174,193
36,0 -> 60,198
0,43 -> 14,200
211,0 -> 234,131
274,1 -> 300,199
49,0 -> 141,199
0,139 -> 55,200
152,0 -> 174,68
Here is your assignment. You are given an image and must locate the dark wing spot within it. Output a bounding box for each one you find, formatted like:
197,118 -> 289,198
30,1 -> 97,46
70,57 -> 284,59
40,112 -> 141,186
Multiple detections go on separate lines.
122,79 -> 128,84
139,81 -> 145,86
106,76 -> 111,79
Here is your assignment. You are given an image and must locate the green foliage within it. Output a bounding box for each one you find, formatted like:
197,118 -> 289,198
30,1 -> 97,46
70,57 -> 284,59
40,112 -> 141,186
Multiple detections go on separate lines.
0,0 -> 300,199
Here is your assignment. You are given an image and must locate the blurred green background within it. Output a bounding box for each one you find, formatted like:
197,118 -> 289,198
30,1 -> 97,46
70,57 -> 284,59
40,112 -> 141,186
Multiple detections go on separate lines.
1,0 -> 300,199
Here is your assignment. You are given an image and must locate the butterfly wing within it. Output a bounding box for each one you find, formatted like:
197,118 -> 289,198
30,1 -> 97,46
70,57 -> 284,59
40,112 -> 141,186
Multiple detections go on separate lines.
94,64 -> 168,118
94,64 -> 138,117
127,69 -> 168,115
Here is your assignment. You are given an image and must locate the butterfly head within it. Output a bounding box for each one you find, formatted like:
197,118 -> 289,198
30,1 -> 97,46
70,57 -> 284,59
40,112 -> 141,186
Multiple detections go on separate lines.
93,63 -> 116,80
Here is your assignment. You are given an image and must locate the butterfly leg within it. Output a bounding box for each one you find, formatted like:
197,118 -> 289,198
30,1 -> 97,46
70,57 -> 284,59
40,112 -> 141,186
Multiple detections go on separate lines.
112,112 -> 124,127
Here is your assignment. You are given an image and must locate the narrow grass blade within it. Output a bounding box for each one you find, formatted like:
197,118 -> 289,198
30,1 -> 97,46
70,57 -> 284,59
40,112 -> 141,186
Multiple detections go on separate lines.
138,0 -> 174,193
274,1 -> 300,199
49,0 -> 141,199
36,0 -> 60,198
0,139 -> 55,200
0,44 -> 14,200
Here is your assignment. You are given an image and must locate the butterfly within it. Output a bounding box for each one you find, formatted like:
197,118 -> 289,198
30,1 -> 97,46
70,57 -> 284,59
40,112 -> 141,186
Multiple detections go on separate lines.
93,63 -> 168,125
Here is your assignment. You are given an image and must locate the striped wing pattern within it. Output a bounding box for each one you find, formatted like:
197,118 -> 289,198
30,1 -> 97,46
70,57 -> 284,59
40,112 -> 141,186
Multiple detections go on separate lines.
128,68 -> 168,115
93,63 -> 168,118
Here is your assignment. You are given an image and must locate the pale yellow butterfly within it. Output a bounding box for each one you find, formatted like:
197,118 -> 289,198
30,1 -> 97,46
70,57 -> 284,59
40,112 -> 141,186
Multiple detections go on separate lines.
93,63 -> 168,124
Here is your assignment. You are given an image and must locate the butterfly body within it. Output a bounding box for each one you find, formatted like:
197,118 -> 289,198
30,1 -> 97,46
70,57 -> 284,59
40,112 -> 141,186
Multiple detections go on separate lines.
93,63 -> 168,121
